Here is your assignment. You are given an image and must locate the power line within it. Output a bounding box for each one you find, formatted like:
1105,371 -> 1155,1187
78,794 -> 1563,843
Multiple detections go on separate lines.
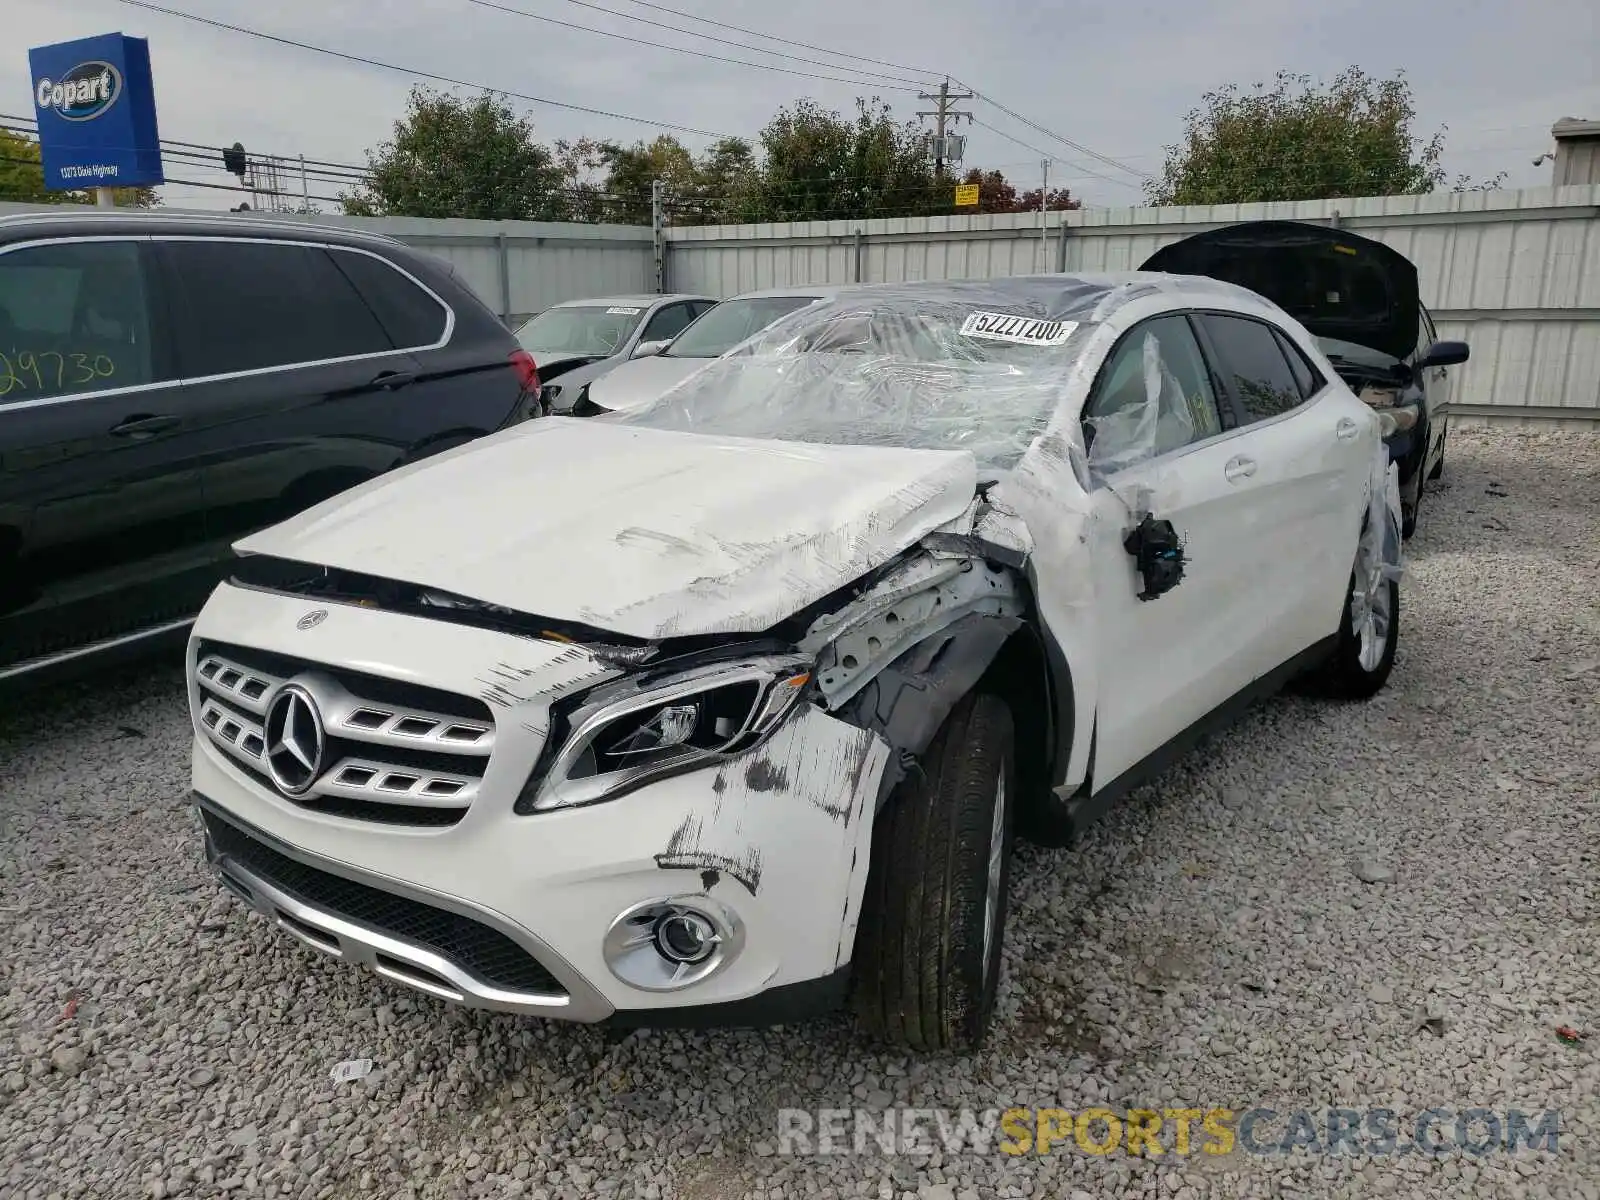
527,0 -> 935,88
965,116 -> 1134,190
954,82 -> 1151,181
553,0 -> 1148,185
595,0 -> 946,78
462,0 -> 922,92
107,0 -> 737,139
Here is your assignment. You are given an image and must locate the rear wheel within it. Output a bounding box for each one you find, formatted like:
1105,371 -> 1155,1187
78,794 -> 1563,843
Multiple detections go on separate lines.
852,693 -> 1016,1052
1315,540 -> 1399,699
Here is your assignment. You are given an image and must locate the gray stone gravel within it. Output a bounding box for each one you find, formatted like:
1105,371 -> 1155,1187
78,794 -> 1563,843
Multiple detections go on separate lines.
2,427 -> 1597,1200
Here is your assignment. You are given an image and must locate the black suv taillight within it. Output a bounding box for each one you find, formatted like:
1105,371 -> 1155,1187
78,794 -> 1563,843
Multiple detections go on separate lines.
509,349 -> 540,393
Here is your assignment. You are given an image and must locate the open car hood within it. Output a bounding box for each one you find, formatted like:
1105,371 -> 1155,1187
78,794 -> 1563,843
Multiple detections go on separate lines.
233,419 -> 978,641
1140,220 -> 1420,361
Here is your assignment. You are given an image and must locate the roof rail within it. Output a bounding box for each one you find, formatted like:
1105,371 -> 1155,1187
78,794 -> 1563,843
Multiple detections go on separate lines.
0,208 -> 403,245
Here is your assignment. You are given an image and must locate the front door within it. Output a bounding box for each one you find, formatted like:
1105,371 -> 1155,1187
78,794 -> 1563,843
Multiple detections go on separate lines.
1080,313 -> 1265,788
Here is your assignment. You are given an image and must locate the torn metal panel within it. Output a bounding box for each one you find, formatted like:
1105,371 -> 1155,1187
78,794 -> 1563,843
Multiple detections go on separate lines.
839,612 -> 1023,801
801,554 -> 1027,712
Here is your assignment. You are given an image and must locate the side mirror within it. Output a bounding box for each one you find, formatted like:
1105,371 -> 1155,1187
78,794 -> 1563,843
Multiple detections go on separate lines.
1419,340 -> 1470,369
632,339 -> 669,359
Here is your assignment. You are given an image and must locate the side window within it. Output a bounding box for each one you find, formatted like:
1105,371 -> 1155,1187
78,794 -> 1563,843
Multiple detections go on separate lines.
1271,327 -> 1326,401
1198,314 -> 1304,423
0,240 -> 155,402
164,240 -> 394,377
328,249 -> 449,348
1419,306 -> 1437,360
1084,314 -> 1225,473
641,303 -> 695,343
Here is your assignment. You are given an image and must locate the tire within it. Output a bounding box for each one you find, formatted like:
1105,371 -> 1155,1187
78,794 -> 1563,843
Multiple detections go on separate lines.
852,692 -> 1017,1052
1315,554 -> 1400,699
1401,472 -> 1422,540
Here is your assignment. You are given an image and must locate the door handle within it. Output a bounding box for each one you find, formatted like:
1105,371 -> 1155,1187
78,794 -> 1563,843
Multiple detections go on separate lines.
368,370 -> 417,391
1224,455 -> 1257,482
108,413 -> 180,438
1335,417 -> 1361,440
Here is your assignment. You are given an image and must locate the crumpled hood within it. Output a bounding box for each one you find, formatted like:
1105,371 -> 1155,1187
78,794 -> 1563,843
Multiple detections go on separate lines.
234,419 -> 979,640
1140,220 -> 1421,361
587,354 -> 710,413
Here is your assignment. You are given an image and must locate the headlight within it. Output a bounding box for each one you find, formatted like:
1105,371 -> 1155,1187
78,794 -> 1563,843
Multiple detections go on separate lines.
516,655 -> 813,812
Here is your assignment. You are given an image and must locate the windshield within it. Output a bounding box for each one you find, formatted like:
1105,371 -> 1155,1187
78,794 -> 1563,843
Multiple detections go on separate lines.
664,295 -> 820,358
516,305 -> 646,357
618,282 -> 1110,470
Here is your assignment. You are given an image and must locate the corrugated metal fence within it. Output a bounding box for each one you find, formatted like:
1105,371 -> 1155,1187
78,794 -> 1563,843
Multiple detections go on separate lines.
665,186 -> 1600,425
5,187 -> 1597,422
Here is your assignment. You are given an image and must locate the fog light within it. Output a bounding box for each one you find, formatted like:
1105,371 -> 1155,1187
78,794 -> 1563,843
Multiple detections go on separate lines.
602,897 -> 744,991
654,910 -> 716,964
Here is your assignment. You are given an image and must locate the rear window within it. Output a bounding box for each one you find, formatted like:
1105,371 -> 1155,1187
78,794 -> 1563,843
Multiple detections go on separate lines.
328,249 -> 449,348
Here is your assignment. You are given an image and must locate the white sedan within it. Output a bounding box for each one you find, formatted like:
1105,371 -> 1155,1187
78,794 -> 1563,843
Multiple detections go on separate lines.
186,273 -> 1402,1053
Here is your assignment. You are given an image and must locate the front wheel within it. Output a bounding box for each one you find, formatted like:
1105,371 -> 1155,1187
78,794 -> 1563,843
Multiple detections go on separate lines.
851,692 -> 1017,1052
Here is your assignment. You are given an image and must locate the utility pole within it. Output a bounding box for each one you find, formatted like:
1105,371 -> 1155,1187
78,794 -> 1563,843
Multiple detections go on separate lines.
917,78 -> 974,179
650,179 -> 665,294
1039,160 -> 1051,267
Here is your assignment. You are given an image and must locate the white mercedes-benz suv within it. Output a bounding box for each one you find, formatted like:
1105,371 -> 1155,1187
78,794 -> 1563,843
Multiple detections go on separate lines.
189,273 -> 1403,1051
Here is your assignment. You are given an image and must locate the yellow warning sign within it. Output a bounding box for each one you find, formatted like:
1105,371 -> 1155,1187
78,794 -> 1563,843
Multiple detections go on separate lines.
954,183 -> 980,207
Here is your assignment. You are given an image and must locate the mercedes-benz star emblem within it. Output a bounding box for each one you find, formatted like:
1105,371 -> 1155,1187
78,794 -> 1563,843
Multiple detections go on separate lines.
264,684 -> 326,797
296,609 -> 328,631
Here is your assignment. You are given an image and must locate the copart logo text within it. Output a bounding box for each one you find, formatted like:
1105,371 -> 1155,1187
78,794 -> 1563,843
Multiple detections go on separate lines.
35,62 -> 123,122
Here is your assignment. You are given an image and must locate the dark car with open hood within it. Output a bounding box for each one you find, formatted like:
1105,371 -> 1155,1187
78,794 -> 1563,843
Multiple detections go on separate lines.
1142,220 -> 1468,537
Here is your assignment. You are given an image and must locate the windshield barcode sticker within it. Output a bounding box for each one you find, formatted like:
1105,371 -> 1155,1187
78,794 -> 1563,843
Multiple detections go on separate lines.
606,306 -> 642,315
959,312 -> 1076,346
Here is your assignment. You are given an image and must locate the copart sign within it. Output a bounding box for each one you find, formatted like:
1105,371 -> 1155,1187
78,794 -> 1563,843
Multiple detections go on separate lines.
35,62 -> 123,122
27,33 -> 165,191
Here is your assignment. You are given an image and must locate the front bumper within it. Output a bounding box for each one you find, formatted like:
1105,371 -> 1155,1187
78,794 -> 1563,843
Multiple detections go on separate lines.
189,582 -> 890,1022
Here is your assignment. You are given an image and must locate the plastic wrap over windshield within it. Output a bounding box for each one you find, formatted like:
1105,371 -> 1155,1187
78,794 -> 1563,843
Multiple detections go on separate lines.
616,278 -> 1124,471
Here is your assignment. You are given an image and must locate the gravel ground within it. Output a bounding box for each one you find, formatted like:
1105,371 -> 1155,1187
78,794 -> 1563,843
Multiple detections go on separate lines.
3,426 -> 1597,1200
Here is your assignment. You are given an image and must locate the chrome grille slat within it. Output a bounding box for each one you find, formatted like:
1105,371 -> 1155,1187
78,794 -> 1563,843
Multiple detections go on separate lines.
200,698 -> 267,760
319,757 -> 478,809
191,642 -> 495,826
197,655 -> 281,715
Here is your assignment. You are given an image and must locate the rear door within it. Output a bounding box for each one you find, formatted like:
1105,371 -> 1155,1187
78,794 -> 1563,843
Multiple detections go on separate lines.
0,236 -> 213,672
1080,312 -> 1264,787
1193,311 -> 1370,674
153,236 -> 430,555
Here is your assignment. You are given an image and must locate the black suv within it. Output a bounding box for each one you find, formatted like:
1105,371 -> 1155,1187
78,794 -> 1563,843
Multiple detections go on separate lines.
0,212 -> 540,686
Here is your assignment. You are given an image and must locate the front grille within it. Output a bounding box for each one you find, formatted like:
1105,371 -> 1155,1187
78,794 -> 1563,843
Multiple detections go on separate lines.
203,809 -> 564,995
193,639 -> 495,827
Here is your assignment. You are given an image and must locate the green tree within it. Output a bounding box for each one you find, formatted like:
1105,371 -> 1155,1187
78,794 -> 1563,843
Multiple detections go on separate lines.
1145,68 -> 1503,206
0,128 -> 158,207
593,134 -> 701,224
342,87 -> 569,220
749,97 -> 937,221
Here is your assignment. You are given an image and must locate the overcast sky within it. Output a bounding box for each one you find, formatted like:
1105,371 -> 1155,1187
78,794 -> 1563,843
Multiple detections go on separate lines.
6,0 -> 1597,212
